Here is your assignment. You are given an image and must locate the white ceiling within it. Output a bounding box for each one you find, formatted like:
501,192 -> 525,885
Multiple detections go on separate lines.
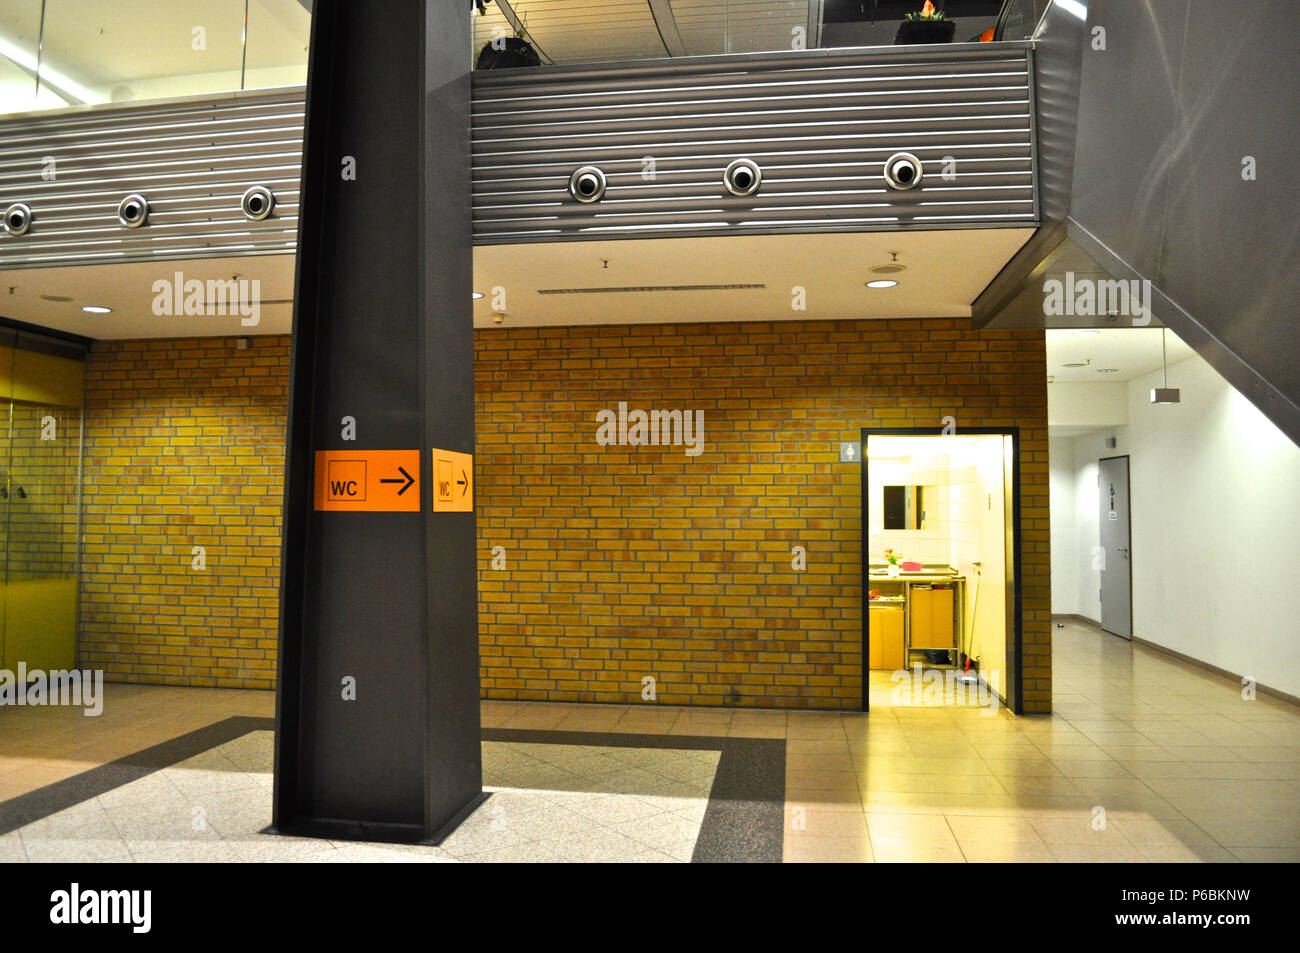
473,229 -> 1034,328
0,255 -> 297,339
1045,327 -> 1196,383
1,227 -> 1034,339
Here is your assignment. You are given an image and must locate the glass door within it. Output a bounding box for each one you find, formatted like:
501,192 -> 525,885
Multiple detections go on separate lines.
1,342 -> 85,673
0,343 -> 11,670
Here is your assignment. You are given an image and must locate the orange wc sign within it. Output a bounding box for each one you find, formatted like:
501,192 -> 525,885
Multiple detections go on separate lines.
313,450 -> 421,512
432,448 -> 473,512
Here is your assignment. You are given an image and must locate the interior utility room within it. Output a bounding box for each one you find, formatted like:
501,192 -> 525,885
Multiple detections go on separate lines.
865,434 -> 1014,709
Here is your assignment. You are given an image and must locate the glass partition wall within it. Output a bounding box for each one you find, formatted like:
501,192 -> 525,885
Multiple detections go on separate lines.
0,0 -> 310,114
1,0 -> 1042,115
0,332 -> 84,674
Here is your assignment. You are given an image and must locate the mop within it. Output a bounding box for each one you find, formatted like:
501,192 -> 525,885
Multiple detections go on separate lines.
957,562 -> 981,685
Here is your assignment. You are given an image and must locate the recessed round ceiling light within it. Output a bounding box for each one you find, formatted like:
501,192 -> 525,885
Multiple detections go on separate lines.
1073,329 -> 1099,336
866,279 -> 898,289
869,264 -> 907,275
1097,367 -> 1119,373
472,292 -> 484,300
40,294 -> 74,303
82,305 -> 112,314
1062,362 -> 1088,368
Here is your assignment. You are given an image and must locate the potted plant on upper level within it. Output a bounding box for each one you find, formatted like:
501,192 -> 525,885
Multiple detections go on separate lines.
895,1 -> 957,45
474,4 -> 542,70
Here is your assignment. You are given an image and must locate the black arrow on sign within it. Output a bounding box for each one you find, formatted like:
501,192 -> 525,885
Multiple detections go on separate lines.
380,466 -> 415,496
458,470 -> 469,496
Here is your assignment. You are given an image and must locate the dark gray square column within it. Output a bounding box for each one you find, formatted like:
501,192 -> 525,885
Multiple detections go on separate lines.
272,0 -> 482,843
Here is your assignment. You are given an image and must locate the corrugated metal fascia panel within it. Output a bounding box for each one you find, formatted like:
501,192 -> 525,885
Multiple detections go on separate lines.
0,90 -> 305,270
472,43 -> 1037,243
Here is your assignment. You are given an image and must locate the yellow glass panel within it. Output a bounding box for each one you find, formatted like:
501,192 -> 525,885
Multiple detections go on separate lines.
6,348 -> 84,408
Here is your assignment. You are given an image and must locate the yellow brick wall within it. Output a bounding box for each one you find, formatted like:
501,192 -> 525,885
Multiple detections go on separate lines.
475,319 -> 1052,712
79,337 -> 288,688
78,321 -> 1051,712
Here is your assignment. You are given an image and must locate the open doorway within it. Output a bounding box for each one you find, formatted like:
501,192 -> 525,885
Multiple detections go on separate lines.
860,429 -> 1021,714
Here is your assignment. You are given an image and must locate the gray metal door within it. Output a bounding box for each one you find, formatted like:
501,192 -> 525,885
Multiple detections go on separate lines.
1098,456 -> 1132,639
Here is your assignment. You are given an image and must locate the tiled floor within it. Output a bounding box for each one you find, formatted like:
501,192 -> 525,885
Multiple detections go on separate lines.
2,734 -> 720,863
2,620 -> 1298,862
0,685 -> 275,803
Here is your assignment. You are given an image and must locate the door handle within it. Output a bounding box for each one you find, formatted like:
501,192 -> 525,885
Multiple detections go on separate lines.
1117,547 -> 1129,557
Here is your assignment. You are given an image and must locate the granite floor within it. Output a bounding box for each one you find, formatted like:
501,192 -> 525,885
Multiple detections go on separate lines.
1,733 -> 722,863
1,620 -> 1298,862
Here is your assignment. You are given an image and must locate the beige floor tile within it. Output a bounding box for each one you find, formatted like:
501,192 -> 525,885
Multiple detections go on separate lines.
784,834 -> 873,863
1030,815 -> 1134,845
785,715 -> 847,740
871,838 -> 966,863
1115,760 -> 1203,779
1229,846 -> 1300,862
1051,759 -> 1134,779
1193,815 -> 1300,848
860,792 -> 949,814
946,814 -> 1045,844
866,812 -> 955,841
1137,842 -> 1236,862
726,723 -> 786,739
785,787 -> 863,808
786,737 -> 855,755
794,809 -> 868,838
982,758 -> 1062,776
959,840 -> 1056,863
1047,842 -> 1149,863
785,753 -> 855,774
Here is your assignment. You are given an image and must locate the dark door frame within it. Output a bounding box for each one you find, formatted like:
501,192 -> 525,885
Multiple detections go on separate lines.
859,426 -> 1024,715
1097,454 -> 1133,640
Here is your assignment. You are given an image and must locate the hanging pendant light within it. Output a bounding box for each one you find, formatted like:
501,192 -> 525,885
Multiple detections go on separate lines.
1150,327 -> 1181,403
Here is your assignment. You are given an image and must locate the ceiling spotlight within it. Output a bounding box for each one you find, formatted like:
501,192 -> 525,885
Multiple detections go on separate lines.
472,292 -> 484,300
866,280 -> 898,289
40,294 -> 73,302
82,305 -> 112,314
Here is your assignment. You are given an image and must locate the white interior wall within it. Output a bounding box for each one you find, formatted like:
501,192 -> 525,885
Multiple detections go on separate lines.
1072,452 -> 1103,621
950,437 -> 1008,698
1049,436 -> 1078,614
1050,351 -> 1300,699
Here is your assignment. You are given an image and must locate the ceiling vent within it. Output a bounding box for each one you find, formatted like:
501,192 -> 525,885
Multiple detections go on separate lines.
537,284 -> 766,295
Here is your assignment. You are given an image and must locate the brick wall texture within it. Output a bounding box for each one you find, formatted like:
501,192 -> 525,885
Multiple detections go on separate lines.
79,337 -> 288,688
78,320 -> 1052,711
